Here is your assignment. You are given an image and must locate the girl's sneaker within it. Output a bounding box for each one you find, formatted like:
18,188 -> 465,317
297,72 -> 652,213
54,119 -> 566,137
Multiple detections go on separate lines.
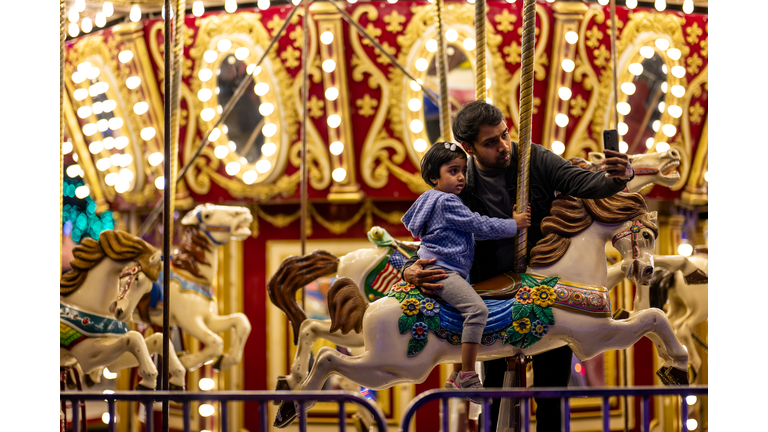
454,371 -> 484,404
445,371 -> 458,389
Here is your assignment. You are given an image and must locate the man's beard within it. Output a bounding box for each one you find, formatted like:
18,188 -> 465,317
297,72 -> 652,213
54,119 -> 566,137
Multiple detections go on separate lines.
477,150 -> 512,170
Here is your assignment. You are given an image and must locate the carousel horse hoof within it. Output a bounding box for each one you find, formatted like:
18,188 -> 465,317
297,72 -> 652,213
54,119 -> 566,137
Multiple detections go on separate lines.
656,366 -> 689,386
655,367 -> 672,385
65,370 -> 78,390
273,401 -> 298,428
84,374 -> 97,388
169,383 -> 185,391
135,383 -> 155,391
612,307 -> 630,320
273,376 -> 291,405
689,366 -> 698,384
211,355 -> 225,372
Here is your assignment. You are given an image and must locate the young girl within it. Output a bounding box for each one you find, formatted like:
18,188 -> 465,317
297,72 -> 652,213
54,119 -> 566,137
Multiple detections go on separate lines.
401,142 -> 531,398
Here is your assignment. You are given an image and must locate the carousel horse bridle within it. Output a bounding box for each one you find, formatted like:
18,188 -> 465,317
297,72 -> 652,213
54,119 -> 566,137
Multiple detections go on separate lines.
116,261 -> 142,302
196,211 -> 231,246
611,220 -> 648,259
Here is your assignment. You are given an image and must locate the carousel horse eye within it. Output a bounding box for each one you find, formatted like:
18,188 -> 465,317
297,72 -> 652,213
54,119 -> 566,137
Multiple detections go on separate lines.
204,213 -> 211,219
643,232 -> 651,240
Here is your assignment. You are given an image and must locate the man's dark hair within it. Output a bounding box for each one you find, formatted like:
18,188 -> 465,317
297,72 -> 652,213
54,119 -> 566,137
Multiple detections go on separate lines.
420,142 -> 467,187
452,101 -> 505,147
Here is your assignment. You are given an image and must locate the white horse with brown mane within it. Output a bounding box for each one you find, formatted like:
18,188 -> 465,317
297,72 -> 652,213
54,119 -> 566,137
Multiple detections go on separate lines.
133,204 -> 254,372
273,193 -> 689,426
60,230 -> 186,390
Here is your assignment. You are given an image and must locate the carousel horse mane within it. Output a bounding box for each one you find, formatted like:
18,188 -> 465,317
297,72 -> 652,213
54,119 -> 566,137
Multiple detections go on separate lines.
60,230 -> 160,296
649,267 -> 674,310
529,193 -> 658,267
568,156 -> 598,172
172,225 -> 212,279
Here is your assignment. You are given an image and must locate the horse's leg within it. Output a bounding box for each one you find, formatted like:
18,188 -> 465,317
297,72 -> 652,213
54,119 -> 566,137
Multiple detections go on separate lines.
176,315 -> 224,372
282,319 -> 365,390
141,333 -> 187,389
72,333 -> 159,389
204,312 -> 252,372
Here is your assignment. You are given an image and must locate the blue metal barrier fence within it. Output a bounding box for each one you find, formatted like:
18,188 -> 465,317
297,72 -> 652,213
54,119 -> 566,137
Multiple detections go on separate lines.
401,386 -> 708,432
60,390 -> 388,432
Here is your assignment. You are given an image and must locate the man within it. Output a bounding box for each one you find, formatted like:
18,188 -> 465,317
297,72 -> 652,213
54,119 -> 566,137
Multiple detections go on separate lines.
401,101 -> 633,431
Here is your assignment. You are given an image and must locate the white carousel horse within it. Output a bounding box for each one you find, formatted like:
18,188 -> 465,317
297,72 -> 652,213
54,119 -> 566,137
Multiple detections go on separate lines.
571,148 -> 681,193
133,203 -> 254,372
274,193 -> 689,426
60,230 -> 186,390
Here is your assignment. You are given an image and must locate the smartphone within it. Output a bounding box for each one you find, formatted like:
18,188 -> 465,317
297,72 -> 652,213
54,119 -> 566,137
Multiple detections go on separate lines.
603,129 -> 619,153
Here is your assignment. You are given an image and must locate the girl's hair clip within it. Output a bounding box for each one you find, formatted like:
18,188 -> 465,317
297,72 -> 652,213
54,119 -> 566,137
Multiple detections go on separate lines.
444,142 -> 457,151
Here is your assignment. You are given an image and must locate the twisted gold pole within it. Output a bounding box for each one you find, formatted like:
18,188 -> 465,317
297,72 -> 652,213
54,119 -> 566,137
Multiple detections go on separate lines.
169,0 -> 186,238
61,0 -> 65,271
435,0 -> 453,141
609,0 -> 619,131
513,0 -> 537,273
474,0 -> 487,101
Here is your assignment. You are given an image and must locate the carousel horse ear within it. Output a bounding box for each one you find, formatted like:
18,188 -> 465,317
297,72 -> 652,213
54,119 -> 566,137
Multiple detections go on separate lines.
649,211 -> 658,224
588,152 -> 605,164
181,205 -> 206,225
150,250 -> 162,266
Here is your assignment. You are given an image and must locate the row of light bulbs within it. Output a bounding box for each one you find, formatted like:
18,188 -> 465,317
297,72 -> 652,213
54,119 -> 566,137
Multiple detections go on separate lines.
67,0 -> 113,38
318,31 -> 348,183
597,0 -> 696,14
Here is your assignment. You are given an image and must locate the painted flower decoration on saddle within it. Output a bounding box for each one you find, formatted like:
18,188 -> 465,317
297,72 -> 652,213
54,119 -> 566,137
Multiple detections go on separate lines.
532,285 -> 557,307
401,298 -> 420,316
515,286 -> 533,304
420,298 -> 440,316
512,317 -> 531,334
504,274 -> 558,349
392,287 -> 442,357
411,322 -> 429,340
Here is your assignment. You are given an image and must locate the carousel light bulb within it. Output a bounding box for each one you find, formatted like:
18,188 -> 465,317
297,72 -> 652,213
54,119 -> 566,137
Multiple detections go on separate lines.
126,76 -> 141,89
626,0 -> 637,8
426,39 -> 437,53
347,0 -> 358,3
193,1 -> 205,17
130,5 -> 141,22
682,0 -> 694,13
413,138 -> 428,152
555,113 -> 569,127
134,101 -> 149,115
262,123 -> 277,137
329,141 -> 344,155
410,119 -> 424,133
558,87 -> 572,101
199,404 -> 215,417
97,119 -> 109,132
257,0 -> 270,10
597,0 -> 609,5
92,101 -> 103,114
217,39 -> 232,52
671,85 -> 685,98
75,185 -> 90,199
662,124 -> 677,137
89,141 -> 104,154
110,154 -> 122,167
619,141 -> 628,153
617,102 -> 631,116
259,103 -> 275,116
81,17 -> 93,33
118,50 -> 134,63
262,142 -> 277,156
75,0 -> 86,12
254,82 -> 270,96
103,137 -> 115,149
658,101 -> 666,113
332,168 -> 347,182
225,0 -> 237,13
72,71 -> 85,84
628,63 -> 644,76
114,136 -> 129,149
618,122 -> 629,136
235,47 -> 249,60
410,80 -> 422,91
652,120 -> 660,132
415,58 -> 429,72
677,243 -> 693,257
103,368 -> 117,379
686,395 -> 698,405
214,145 -> 229,159
463,38 -> 476,51
408,98 -> 422,112
72,153 -> 79,162
155,176 -> 165,190
208,128 -> 221,142
445,29 -> 458,42
640,46 -> 654,59
82,123 -> 97,136
645,137 -> 655,149
668,105 -> 683,118
63,141 -> 73,154
77,106 -> 92,119
68,9 -> 79,23
68,22 -> 80,37
115,181 -> 130,193
148,152 -> 164,166
655,38 -> 670,51
201,108 -> 216,121
103,99 -> 116,112
320,31 -> 334,45
655,142 -> 670,152
141,127 -> 156,140
199,69 -> 213,82
66,164 -> 82,178
204,50 -> 218,63
101,413 -> 111,424
225,162 -> 241,175
565,31 -> 578,44
109,117 -> 123,130
655,0 -> 666,12
667,48 -> 682,61
387,0 -> 398,3
242,170 -> 258,184
105,172 -> 118,186
562,59 -> 575,73
621,82 -> 636,95
327,114 -> 342,128
103,2 -> 114,17
322,59 -> 336,73
551,141 -> 565,155
119,154 -> 133,167
256,159 -> 271,173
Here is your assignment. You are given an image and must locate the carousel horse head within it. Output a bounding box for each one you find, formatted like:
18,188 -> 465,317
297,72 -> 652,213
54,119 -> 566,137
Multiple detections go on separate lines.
571,149 -> 681,193
110,250 -> 162,321
180,204 -> 253,246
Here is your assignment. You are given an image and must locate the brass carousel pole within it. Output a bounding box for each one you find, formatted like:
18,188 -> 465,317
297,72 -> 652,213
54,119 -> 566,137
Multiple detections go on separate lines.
300,0 -> 311,310
474,0 -> 487,102
60,0 -> 65,274
435,0 -> 452,141
162,0 -> 173,430
513,0 -> 537,273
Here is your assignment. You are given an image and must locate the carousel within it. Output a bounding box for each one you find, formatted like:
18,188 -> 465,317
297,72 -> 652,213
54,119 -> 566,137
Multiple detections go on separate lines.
58,0 -> 708,431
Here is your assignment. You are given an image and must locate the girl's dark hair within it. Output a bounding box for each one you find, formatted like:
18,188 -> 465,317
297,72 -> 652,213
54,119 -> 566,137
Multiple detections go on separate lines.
452,100 -> 505,147
420,142 -> 467,187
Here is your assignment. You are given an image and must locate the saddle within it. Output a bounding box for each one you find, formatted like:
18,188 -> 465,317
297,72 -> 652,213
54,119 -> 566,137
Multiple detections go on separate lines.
471,271 -> 523,300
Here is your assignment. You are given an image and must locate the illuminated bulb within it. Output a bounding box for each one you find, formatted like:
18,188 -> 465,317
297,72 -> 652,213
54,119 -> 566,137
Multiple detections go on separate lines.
668,105 -> 682,118
119,154 -> 133,168
565,31 -> 578,44
327,114 -> 342,128
660,82 -> 668,94
199,69 -> 213,82
662,124 -> 677,137
321,32 -> 334,45
204,50 -> 218,63
262,142 -> 277,156
658,101 -> 666,113
92,102 -> 103,114
628,63 -> 643,76
110,154 -> 121,166
655,142 -> 670,152
199,404 -> 215,417
426,39 -> 437,53
662,64 -> 668,74
109,117 -> 123,130
118,50 -> 134,64
217,39 -> 232,52
626,0 -> 637,7
704,171 -> 709,182
68,9 -> 79,23
105,172 -> 118,186
555,113 -> 569,127
141,127 -> 156,140
618,122 -> 628,136
126,76 -> 141,89
201,108 -> 216,121
671,85 -> 685,98
89,141 -> 104,154
616,103 -> 631,116
115,181 -> 130,193
235,47 -> 250,60
77,106 -> 92,119
225,0 -> 237,13
686,395 -> 698,405
640,46 -> 654,59
562,59 -> 575,73
214,145 -> 229,159
225,162 -> 241,175
322,59 -> 336,73
655,38 -> 670,51
102,413 -> 111,424
154,176 -> 165,190
254,82 -> 270,96
652,120 -> 660,132
410,80 -> 422,91
103,100 -> 117,112
66,164 -> 83,178
114,136 -> 129,149
332,168 -> 347,182
645,137 -> 655,149
130,5 -> 141,22
243,170 -> 258,184
415,58 -> 429,72
63,141 -> 73,154
208,128 -> 221,141
558,87 -> 572,101
256,159 -> 271,173
655,0 -> 666,11
97,119 -> 109,132
148,152 -> 164,166
82,123 -> 97,136
408,98 -> 422,112
667,48 -> 681,61
193,1 -> 205,17
77,62 -> 92,73
621,82 -> 636,95
257,0 -> 270,10
329,141 -> 344,155
81,17 -> 93,33
262,123 -> 277,137
259,103 -> 275,116
103,368 -> 117,379
619,141 -> 628,153
444,29 -> 458,43
87,68 -> 101,81
215,87 -> 220,94
68,22 -> 80,37
75,185 -> 90,199
414,139 -> 428,152
134,101 -> 149,115
410,119 -> 424,133
677,243 -> 693,257
72,71 -> 85,84
73,153 -> 78,162
551,141 -> 565,155
463,38 -> 476,51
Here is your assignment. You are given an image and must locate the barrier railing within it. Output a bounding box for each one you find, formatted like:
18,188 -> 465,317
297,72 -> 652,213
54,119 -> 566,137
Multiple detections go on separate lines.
60,390 -> 388,432
401,386 -> 708,432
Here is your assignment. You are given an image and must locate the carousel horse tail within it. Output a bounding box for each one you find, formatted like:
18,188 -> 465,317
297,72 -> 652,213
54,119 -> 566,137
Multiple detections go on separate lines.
327,277 -> 368,335
267,250 -> 339,344
649,268 -> 673,310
